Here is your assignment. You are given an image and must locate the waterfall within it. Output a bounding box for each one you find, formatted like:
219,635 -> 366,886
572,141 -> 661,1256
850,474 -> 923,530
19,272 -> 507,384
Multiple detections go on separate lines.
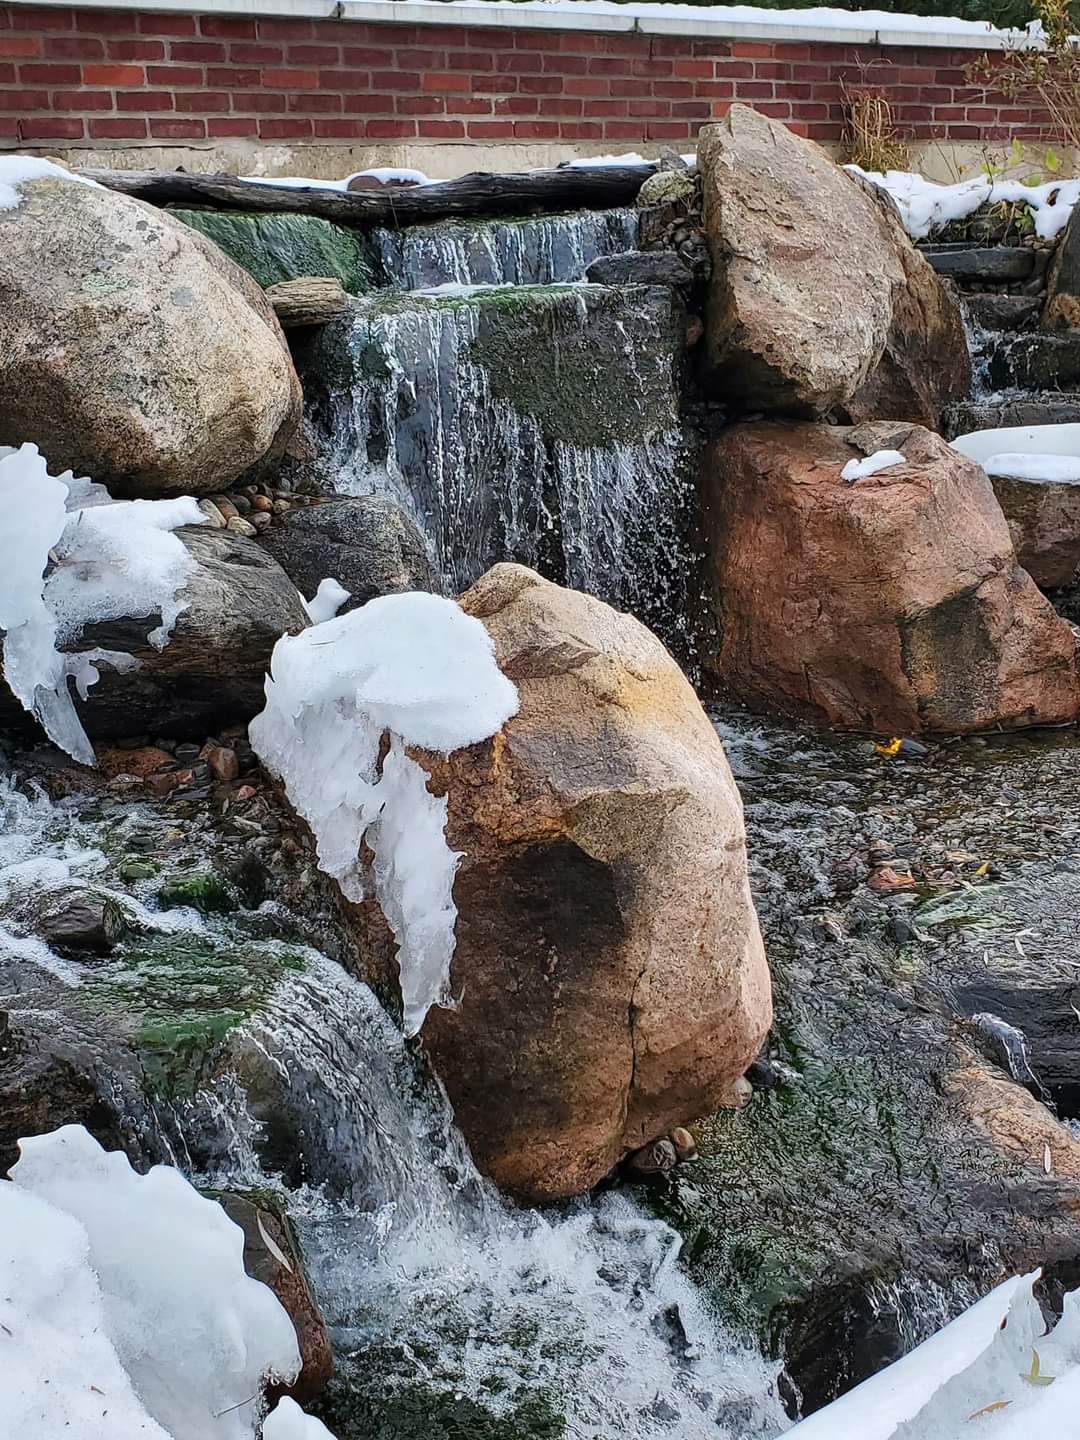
0,776 -> 788,1440
298,284 -> 696,648
372,207 -> 640,289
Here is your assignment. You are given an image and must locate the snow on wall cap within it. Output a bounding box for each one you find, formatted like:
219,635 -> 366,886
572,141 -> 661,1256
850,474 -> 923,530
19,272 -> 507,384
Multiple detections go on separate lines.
9,0 -> 1038,51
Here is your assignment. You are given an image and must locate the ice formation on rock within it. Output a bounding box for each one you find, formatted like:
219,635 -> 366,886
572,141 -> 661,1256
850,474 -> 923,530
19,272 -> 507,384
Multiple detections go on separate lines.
5,1124 -> 308,1440
0,444 -> 202,766
249,590 -> 518,1035
303,577 -> 351,624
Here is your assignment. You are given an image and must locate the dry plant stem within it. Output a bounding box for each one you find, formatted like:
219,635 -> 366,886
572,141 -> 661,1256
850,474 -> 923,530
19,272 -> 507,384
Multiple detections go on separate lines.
840,89 -> 911,172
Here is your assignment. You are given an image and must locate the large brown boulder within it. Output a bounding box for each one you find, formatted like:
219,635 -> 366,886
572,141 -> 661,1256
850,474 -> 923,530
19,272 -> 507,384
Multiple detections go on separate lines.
356,564 -> 772,1202
699,420 -> 1080,733
839,183 -> 970,430
0,175 -> 302,496
698,106 -> 904,414
987,468 -> 1080,589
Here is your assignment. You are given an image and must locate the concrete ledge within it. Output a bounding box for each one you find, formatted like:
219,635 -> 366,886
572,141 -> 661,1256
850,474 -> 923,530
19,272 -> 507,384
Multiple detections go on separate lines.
8,0 -> 1024,50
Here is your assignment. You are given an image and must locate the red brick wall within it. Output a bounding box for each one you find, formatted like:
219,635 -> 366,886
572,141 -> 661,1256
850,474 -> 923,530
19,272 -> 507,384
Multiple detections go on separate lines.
0,3 -> 1056,151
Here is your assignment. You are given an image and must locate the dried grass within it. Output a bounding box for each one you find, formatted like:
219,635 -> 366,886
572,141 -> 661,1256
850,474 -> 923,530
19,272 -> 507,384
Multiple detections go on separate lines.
840,90 -> 911,174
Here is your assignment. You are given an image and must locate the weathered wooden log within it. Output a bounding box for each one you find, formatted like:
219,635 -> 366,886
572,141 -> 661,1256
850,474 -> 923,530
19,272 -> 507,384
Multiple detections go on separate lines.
77,163 -> 656,228
266,275 -> 348,328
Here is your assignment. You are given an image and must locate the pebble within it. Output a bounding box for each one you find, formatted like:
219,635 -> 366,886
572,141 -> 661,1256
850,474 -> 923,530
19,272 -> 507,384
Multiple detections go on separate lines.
250,511 -> 272,532
226,515 -> 257,538
174,743 -> 201,763
206,745 -> 239,782
210,495 -> 238,522
272,499 -> 292,515
251,494 -> 273,513
197,499 -> 227,529
231,494 -> 252,515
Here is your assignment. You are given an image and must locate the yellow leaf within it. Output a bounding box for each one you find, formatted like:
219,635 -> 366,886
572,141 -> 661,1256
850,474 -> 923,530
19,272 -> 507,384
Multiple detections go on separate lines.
969,1400 -> 1012,1419
975,862 -> 990,876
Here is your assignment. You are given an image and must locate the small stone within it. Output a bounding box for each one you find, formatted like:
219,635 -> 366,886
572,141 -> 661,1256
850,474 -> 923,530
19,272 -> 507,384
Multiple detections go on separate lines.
250,510 -> 272,532
38,893 -> 127,957
625,1138 -> 678,1177
251,494 -> 273,513
145,771 -> 180,799
272,499 -> 292,515
210,495 -> 238,522
197,499 -> 227,529
226,515 -> 257,539
685,314 -> 704,346
173,743 -> 201,763
206,745 -> 239,782
235,784 -> 258,802
230,494 -> 252,515
670,1127 -> 697,1162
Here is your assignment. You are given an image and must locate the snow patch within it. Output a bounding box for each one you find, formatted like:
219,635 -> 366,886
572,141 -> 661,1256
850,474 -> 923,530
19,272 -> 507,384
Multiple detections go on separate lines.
7,1124 -> 304,1440
849,165 -> 1080,242
983,452 -> 1080,483
263,1398 -> 336,1440
789,1268 -> 1080,1438
240,166 -> 431,191
249,591 -> 518,1036
303,577 -> 351,625
0,154 -> 102,211
0,444 -> 202,767
841,449 -> 907,481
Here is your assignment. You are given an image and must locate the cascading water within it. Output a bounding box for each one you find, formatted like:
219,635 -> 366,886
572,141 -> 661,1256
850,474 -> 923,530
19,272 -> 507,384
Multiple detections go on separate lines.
0,775 -> 788,1440
372,207 -> 640,290
297,284 -> 696,648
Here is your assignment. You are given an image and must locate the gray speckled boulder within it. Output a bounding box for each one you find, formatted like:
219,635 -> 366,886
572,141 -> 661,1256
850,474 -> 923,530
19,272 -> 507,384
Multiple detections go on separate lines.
0,176 -> 302,496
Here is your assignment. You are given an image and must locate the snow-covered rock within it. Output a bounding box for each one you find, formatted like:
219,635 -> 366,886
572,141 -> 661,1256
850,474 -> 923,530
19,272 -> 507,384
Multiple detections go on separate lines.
249,589 -> 519,1037
4,1124 -> 311,1440
0,156 -> 301,496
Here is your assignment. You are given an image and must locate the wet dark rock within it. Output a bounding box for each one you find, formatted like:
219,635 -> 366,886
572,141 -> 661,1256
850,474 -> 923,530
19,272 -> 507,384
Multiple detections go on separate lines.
626,1138 -> 678,1176
159,870 -> 237,916
585,249 -> 693,290
943,394 -> 1080,439
986,332 -> 1080,392
1044,203 -> 1080,331
964,294 -> 1043,332
215,1191 -> 333,1405
259,497 -> 437,613
37,891 -> 129,957
923,245 -> 1036,282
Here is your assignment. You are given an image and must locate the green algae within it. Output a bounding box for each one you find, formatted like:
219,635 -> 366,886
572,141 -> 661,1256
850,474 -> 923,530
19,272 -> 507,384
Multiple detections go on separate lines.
158,870 -> 237,916
171,208 -> 378,293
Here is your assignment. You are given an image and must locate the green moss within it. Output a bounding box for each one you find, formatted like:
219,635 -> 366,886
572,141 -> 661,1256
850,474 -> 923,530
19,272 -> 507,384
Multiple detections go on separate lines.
158,871 -> 237,916
317,1378 -> 566,1440
171,208 -> 378,293
76,931 -> 305,1098
119,859 -> 160,882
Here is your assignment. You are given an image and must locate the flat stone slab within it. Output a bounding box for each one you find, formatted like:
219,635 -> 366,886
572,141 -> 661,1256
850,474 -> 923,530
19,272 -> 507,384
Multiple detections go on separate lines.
990,468 -> 1080,589
944,395 -> 1080,439
986,332 -> 1080,392
923,245 -> 1036,282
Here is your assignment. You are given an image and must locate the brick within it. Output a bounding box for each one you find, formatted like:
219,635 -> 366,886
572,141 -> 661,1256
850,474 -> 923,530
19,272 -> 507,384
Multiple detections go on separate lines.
289,91 -> 342,113
734,80 -> 774,98
731,41 -> 775,58
628,99 -> 669,118
342,46 -> 393,66
366,118 -> 416,137
108,39 -> 164,61
451,49 -> 491,70
566,76 -> 609,97
371,70 -> 420,90
0,87 -> 50,110
515,30 -> 559,51
520,74 -> 561,94
19,61 -> 80,83
560,120 -> 604,139
201,16 -> 256,40
89,116 -> 147,138
513,119 -> 559,138
175,91 -> 231,114
138,13 -> 196,37
497,52 -> 543,73
632,58 -> 673,78
233,91 -> 287,112
418,118 -> 465,137
78,11 -> 137,34
494,95 -> 538,115
603,120 -> 642,139
0,65 -> 13,83
673,59 -> 712,78
478,75 -> 519,93
584,98 -> 628,116
171,41 -> 225,62
654,80 -> 694,98
421,69 -> 470,91
0,34 -> 42,57
395,47 -> 445,68
755,62 -> 792,80
287,43 -> 341,64
314,117 -> 368,137
208,116 -> 259,137
466,120 -> 514,138
83,63 -> 144,85
775,42 -> 812,59
588,57 -> 632,75
21,114 -> 84,137
540,95 -> 583,117
713,60 -> 754,79
648,119 -> 692,138
207,66 -> 262,87
53,87 -> 112,110
150,117 -> 207,139
146,65 -> 203,87
11,7 -> 72,30
117,90 -> 172,112
229,43 -> 283,64
697,80 -> 735,98
671,99 -> 711,118
756,100 -> 792,118
317,68 -> 369,89
263,67 -> 318,88
343,94 -> 389,114
396,93 -> 444,114
257,18 -> 315,41
543,51 -> 587,74
258,116 -> 314,137
446,94 -> 492,114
